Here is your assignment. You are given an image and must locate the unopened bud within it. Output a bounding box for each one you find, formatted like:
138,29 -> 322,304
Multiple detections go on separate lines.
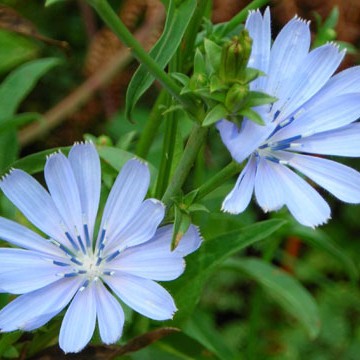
219,29 -> 252,83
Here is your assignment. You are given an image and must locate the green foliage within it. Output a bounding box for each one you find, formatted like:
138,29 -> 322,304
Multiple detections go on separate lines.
125,0 -> 197,121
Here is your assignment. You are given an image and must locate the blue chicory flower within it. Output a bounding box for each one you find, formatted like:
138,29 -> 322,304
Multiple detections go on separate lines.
217,8 -> 360,227
0,143 -> 201,353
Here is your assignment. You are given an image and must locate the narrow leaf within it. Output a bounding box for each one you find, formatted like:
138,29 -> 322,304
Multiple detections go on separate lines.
226,257 -> 320,339
125,0 -> 196,121
203,104 -> 228,127
167,219 -> 286,322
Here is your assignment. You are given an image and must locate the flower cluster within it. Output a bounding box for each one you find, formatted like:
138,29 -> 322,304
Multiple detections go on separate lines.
0,143 -> 201,353
218,8 -> 360,227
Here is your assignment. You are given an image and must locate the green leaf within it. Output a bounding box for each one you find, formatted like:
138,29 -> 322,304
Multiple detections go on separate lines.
203,38 -> 222,73
167,219 -> 286,322
45,0 -> 64,6
0,58 -> 61,119
0,112 -> 41,132
203,104 -> 228,127
125,0 -> 196,121
183,312 -> 237,360
291,226 -> 358,282
244,91 -> 277,108
0,30 -> 38,75
0,332 -> 22,357
226,257 -> 321,339
171,72 -> 190,86
193,48 -> 206,74
238,108 -> 265,125
171,205 -> 191,250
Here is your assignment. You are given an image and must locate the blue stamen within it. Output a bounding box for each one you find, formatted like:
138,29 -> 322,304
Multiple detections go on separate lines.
59,244 -> 75,257
65,231 -> 80,251
77,235 -> 86,254
79,279 -> 90,292
84,224 -> 91,248
64,272 -> 78,278
96,257 -> 102,266
265,156 -> 280,164
97,228 -> 106,250
273,110 -> 280,121
70,257 -> 83,266
53,260 -> 70,267
105,250 -> 120,263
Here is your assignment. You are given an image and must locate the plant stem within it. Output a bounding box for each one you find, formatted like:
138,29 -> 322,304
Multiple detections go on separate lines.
135,90 -> 167,159
86,0 -> 194,112
193,161 -> 242,201
162,125 -> 208,206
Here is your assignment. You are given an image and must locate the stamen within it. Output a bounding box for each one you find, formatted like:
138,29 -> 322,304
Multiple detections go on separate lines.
84,224 -> 91,248
96,257 -> 102,266
70,257 -> 83,266
79,279 -> 90,292
64,272 -> 79,278
98,228 -> 106,249
103,270 -> 115,276
65,231 -> 80,252
265,156 -> 280,164
77,234 -> 86,255
105,250 -> 120,263
53,260 -> 70,267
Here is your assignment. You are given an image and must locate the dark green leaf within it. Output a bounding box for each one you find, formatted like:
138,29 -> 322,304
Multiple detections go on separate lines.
226,257 -> 320,339
203,38 -> 222,73
244,91 -> 277,107
167,219 -> 286,322
0,112 -> 41,132
125,0 -> 196,121
238,108 -> 265,125
203,104 -> 228,127
0,57 -> 61,118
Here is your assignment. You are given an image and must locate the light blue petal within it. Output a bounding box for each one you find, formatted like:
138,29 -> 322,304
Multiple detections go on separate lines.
273,43 -> 344,123
0,278 -> 82,332
293,124 -> 360,157
222,156 -> 257,214
68,142 -> 101,242
270,162 -> 331,227
277,152 -> 360,203
304,65 -> 360,107
95,281 -> 124,345
99,159 -> 150,243
0,217 -> 62,256
0,169 -> 69,245
173,224 -> 202,256
109,224 -> 201,281
105,274 -> 176,320
45,152 -> 84,241
254,157 -> 285,212
59,282 -> 97,353
245,8 -> 271,90
0,249 -> 61,294
110,248 -> 184,281
217,120 -> 275,164
272,93 -> 360,142
104,198 -> 165,255
265,16 -> 310,108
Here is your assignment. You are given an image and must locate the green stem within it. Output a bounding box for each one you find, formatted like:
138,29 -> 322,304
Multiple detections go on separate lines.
162,125 -> 208,206
135,90 -> 167,159
86,0 -> 193,111
193,161 -> 242,201
155,96 -> 179,198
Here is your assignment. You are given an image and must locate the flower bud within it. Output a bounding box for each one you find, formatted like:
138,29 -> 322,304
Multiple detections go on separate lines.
219,29 -> 252,83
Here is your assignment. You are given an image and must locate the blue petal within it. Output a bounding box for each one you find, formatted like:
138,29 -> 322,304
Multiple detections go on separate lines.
0,169 -> 69,245
99,159 -> 150,244
222,156 -> 257,214
217,120 -> 275,164
103,198 -> 165,255
277,152 -> 360,204
270,162 -> 331,227
0,278 -> 82,332
0,217 -> 62,256
265,16 -> 310,109
254,157 -> 285,212
59,282 -> 97,353
45,152 -> 84,242
245,8 -> 271,90
68,142 -> 101,242
304,65 -> 360,107
173,224 -> 202,256
0,249 -> 61,294
273,43 -> 344,123
293,124 -> 360,157
105,274 -> 176,320
95,281 -> 124,345
272,93 -> 360,142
